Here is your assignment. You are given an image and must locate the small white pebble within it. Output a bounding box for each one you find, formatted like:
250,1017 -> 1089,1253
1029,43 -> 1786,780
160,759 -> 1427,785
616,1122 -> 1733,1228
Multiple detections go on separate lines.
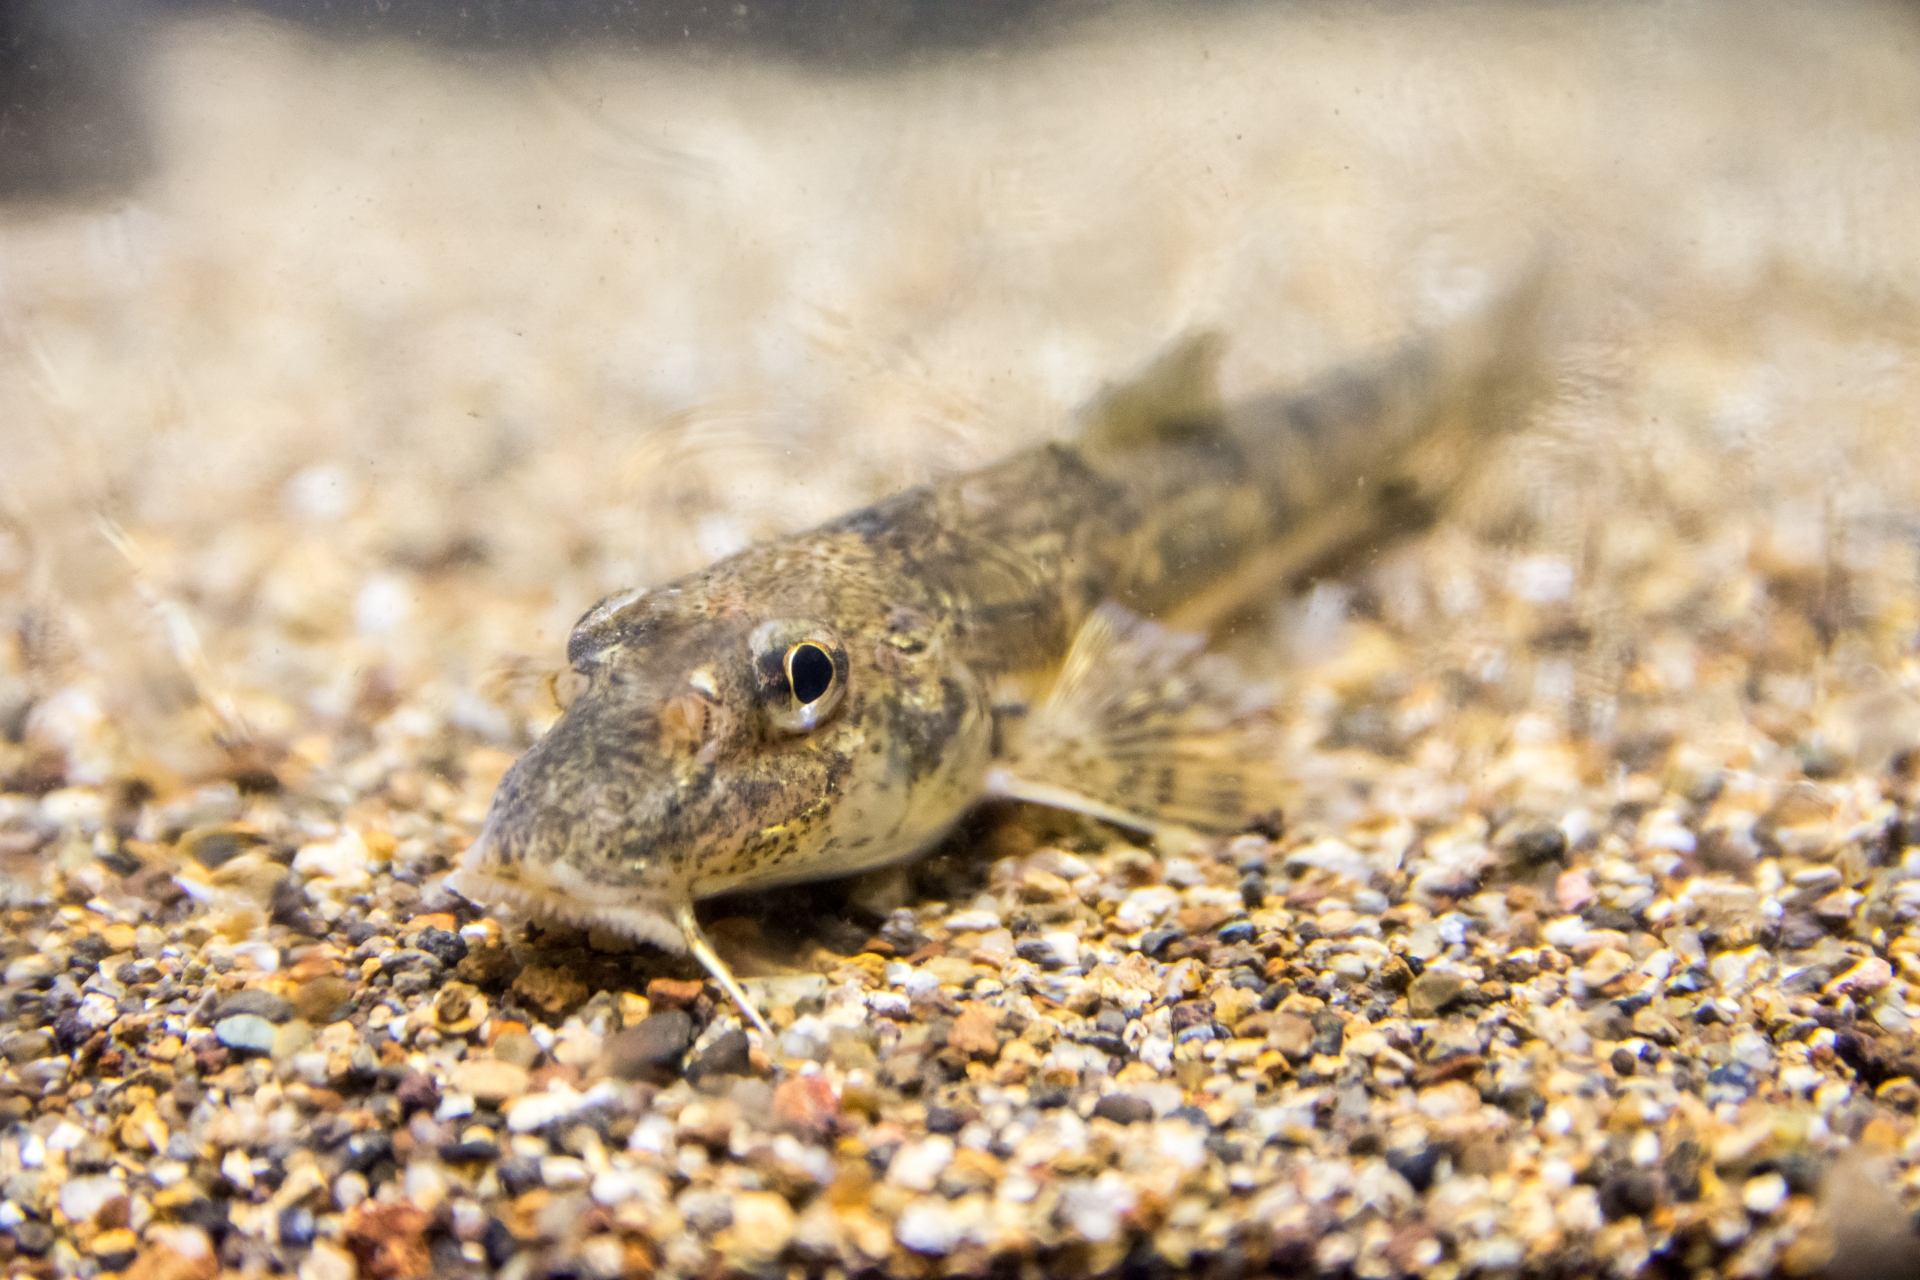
1041,931 -> 1081,969
58,1175 -> 126,1224
868,991 -> 910,1018
945,909 -> 1001,932
887,1136 -> 954,1191
1629,1130 -> 1661,1166
540,1156 -> 590,1189
221,1149 -> 255,1191
45,1121 -> 86,1151
298,1242 -> 358,1280
1778,1065 -> 1823,1096
895,1198 -> 971,1254
1510,554 -> 1574,602
1743,1172 -> 1788,1215
1059,1171 -> 1134,1242
436,1093 -> 476,1121
333,1171 -> 369,1211
405,1161 -> 448,1211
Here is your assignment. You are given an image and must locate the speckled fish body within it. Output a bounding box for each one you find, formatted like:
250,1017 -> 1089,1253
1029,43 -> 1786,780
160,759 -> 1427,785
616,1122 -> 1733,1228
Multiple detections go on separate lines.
447,276 -> 1543,1028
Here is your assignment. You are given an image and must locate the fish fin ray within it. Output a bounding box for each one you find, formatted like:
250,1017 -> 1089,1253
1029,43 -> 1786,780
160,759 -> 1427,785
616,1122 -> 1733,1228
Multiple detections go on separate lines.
992,602 -> 1291,832
1078,330 -> 1230,454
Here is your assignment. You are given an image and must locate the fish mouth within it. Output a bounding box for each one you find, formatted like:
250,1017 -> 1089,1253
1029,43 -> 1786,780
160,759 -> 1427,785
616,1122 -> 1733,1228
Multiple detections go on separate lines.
444,829 -> 687,955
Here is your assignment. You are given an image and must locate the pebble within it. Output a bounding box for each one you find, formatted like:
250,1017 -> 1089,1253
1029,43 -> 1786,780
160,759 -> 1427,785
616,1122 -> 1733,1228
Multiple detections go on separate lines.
685,1029 -> 753,1081
58,1175 -> 126,1224
214,1014 -> 278,1055
1407,971 -> 1469,1018
218,988 -> 296,1022
449,1058 -> 530,1104
1091,1094 -> 1154,1124
888,1136 -> 955,1191
603,1011 -> 694,1077
1743,1171 -> 1789,1215
725,1191 -> 796,1267
895,1197 -> 976,1254
1825,956 -> 1894,995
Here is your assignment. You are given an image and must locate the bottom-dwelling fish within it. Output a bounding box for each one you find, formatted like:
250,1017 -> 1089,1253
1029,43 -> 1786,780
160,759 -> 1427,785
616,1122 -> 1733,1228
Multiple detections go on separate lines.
447,271 -> 1547,1035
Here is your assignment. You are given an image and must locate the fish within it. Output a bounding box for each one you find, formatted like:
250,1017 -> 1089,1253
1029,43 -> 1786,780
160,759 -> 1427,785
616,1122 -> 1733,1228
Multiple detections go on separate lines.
445,268 -> 1548,1035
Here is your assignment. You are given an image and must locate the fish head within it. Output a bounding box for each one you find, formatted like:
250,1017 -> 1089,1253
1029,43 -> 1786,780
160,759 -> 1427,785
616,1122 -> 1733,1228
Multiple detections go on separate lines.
446,550 -> 991,951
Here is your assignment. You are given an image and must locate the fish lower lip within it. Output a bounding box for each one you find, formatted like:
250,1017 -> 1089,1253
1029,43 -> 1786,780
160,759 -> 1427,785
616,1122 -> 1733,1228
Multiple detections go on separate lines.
443,844 -> 685,955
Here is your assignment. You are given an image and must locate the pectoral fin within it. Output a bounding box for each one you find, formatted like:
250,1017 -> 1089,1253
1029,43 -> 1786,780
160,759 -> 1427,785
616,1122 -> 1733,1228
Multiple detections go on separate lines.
987,603 -> 1289,836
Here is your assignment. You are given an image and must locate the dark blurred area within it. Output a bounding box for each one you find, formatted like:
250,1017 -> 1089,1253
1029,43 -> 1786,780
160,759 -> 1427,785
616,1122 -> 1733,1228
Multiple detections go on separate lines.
0,0 -> 151,202
1,0 -> 1107,205
191,0 -> 1079,57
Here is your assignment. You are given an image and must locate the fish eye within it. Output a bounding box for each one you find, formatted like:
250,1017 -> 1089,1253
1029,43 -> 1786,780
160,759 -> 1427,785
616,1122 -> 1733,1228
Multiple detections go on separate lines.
786,642 -> 836,705
749,619 -> 849,733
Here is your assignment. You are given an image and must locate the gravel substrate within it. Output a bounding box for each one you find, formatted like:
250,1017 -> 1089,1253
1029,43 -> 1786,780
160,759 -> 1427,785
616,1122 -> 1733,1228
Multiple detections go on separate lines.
6,5 -> 1920,1278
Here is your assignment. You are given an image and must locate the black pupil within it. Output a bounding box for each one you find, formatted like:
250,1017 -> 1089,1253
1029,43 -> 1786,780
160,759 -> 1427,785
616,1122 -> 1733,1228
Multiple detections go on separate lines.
789,644 -> 835,704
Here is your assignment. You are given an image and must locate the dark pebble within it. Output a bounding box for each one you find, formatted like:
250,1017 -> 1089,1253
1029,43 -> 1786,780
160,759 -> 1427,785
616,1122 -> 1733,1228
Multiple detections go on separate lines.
1778,911 -> 1828,950
1582,905 -> 1639,932
1706,1062 -> 1754,1094
1664,1139 -> 1704,1200
878,910 -> 928,956
496,1157 -> 544,1198
1139,928 -> 1181,958
395,1071 -> 440,1115
1083,1034 -> 1128,1057
684,1029 -> 753,1082
1090,1094 -> 1153,1125
173,1196 -> 230,1240
278,1206 -> 316,1248
414,927 -> 468,969
344,920 -> 387,945
1600,1169 -> 1659,1219
1780,964 -> 1832,995
96,1237 -> 138,1269
1311,1011 -> 1345,1057
1611,1047 -> 1637,1077
1216,920 -> 1256,945
924,1105 -> 966,1134
483,1218 -> 519,1269
69,935 -> 111,964
1030,1085 -> 1071,1109
1205,1134 -> 1243,1163
96,847 -> 142,876
69,1139 -> 113,1175
1387,1146 -> 1441,1193
218,988 -> 295,1024
1239,874 -> 1266,909
1228,966 -> 1265,991
439,1139 -> 501,1163
1667,966 -> 1710,994
7,1221 -> 53,1256
341,1131 -> 393,1175
1511,826 -> 1568,865
1169,1000 -> 1215,1033
604,1011 -> 694,1079
1015,939 -> 1063,970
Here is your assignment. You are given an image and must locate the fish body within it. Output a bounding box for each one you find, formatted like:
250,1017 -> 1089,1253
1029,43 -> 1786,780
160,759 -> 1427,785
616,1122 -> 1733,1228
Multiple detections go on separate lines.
447,273 -> 1545,1031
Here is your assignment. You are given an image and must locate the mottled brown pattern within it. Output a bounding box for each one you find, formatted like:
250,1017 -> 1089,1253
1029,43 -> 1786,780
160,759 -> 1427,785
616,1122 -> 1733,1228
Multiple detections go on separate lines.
446,273 -> 1545,1025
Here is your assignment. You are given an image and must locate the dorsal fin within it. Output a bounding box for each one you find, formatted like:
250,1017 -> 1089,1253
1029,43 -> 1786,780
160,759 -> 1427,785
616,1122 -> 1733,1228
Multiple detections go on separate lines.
1078,330 -> 1229,455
